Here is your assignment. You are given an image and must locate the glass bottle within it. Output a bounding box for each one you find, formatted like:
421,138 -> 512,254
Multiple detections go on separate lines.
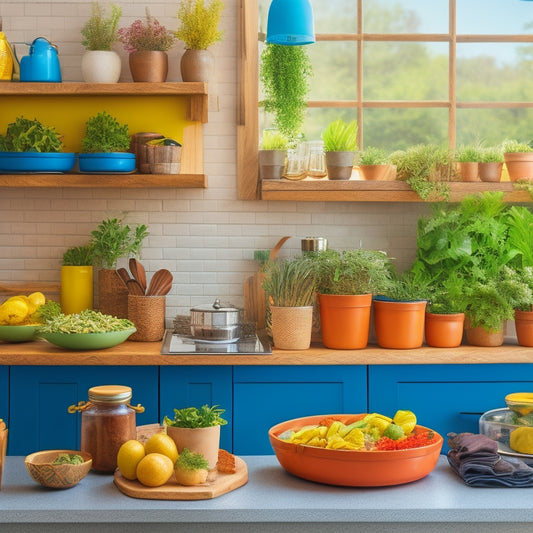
306,141 -> 327,179
69,385 -> 144,473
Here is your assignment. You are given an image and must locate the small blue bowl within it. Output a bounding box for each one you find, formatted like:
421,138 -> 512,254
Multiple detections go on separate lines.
0,152 -> 76,173
78,153 -> 136,173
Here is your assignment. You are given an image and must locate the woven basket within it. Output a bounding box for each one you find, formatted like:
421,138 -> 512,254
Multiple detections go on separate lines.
98,269 -> 128,318
128,295 -> 166,341
270,306 -> 313,350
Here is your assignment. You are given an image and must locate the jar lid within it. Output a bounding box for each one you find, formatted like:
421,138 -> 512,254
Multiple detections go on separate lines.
88,385 -> 132,403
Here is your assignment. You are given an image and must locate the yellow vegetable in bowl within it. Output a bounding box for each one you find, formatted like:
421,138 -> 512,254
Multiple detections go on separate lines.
0,291 -> 46,325
510,427 -> 533,454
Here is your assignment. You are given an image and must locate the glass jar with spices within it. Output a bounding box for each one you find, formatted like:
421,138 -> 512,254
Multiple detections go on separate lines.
68,385 -> 144,473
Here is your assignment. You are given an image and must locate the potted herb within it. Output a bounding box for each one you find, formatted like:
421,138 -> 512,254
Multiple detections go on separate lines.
261,256 -> 317,350
79,111 -> 134,172
390,144 -> 455,201
118,8 -> 176,82
357,146 -> 390,181
80,2 -> 122,83
163,405 -> 228,470
258,130 -> 288,180
90,217 -> 149,318
513,266 -> 533,347
455,143 -> 482,182
260,43 -> 312,141
60,243 -> 95,315
502,139 -> 533,182
479,145 -> 504,183
175,0 -> 225,82
313,248 -> 394,349
322,119 -> 358,180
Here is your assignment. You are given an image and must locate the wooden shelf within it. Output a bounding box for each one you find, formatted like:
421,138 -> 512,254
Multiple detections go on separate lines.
0,82 -> 209,123
261,179 -> 531,202
0,173 -> 207,188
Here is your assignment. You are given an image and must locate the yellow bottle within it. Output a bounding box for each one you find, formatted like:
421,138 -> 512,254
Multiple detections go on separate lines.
0,32 -> 13,81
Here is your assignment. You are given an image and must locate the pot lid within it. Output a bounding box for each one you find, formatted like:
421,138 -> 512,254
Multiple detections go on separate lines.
191,298 -> 239,313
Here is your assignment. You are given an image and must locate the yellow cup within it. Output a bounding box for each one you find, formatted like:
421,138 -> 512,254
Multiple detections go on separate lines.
60,265 -> 94,314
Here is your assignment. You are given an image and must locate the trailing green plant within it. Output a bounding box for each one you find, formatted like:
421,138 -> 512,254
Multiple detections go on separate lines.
81,2 -> 122,51
502,139 -> 533,153
480,146 -> 504,163
312,248 -> 394,296
62,243 -> 94,266
163,405 -> 228,428
175,0 -> 225,50
358,146 -> 388,165
260,43 -> 313,141
390,144 -> 454,201
322,119 -> 358,152
90,217 -> 149,269
81,111 -> 130,153
261,256 -> 317,307
259,130 -> 289,151
455,143 -> 483,163
0,117 -> 62,152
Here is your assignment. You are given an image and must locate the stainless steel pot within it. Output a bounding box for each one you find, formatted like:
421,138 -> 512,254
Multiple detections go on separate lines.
190,299 -> 241,341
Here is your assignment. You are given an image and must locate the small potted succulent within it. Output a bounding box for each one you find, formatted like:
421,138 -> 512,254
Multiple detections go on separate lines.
79,111 -> 134,172
118,8 -> 176,82
175,0 -> 225,82
80,2 -> 122,83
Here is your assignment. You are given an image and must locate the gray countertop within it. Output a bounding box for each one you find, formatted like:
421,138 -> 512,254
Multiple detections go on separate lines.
2,455 -> 533,533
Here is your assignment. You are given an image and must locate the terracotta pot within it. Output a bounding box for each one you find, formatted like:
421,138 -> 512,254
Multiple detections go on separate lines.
97,268 -> 128,318
358,164 -> 390,181
180,49 -> 214,82
424,312 -> 465,348
373,299 -> 427,349
166,425 -> 220,470
457,162 -> 479,182
129,51 -> 168,83
504,152 -> 533,182
81,50 -> 121,83
318,293 -> 372,349
514,309 -> 533,347
479,162 -> 503,183
325,151 -> 355,180
60,265 -> 93,315
270,305 -> 314,350
464,318 -> 504,347
258,149 -> 286,180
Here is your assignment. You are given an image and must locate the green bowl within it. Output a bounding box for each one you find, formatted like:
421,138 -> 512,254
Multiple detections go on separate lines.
0,324 -> 40,343
39,327 -> 136,350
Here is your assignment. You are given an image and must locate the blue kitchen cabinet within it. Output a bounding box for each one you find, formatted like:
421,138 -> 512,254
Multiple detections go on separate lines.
159,366 -> 233,452
0,366 -> 8,426
8,366 -> 158,455
369,364 -> 533,453
233,365 -> 368,455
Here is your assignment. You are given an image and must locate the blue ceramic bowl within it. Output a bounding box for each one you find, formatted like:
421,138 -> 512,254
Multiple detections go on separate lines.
78,153 -> 136,173
0,152 -> 76,173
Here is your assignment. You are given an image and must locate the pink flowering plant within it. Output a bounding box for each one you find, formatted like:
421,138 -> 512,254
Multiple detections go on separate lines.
119,9 -> 176,53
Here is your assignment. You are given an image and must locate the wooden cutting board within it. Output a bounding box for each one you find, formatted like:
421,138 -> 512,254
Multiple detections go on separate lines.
113,455 -> 248,500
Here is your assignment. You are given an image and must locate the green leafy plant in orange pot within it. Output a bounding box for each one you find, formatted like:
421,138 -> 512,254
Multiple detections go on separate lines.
313,248 -> 394,349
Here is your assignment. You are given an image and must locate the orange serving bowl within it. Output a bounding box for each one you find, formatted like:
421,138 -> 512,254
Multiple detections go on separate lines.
268,414 -> 443,487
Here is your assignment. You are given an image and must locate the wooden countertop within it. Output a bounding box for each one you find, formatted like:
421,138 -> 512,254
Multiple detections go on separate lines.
1,337 -> 533,365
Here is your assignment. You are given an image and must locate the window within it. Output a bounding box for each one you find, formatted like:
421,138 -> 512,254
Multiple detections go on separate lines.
238,0 -> 533,200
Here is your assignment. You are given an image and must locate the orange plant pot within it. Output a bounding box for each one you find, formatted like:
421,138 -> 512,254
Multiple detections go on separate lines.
373,299 -> 427,349
464,318 -> 504,347
318,293 -> 372,349
504,152 -> 533,182
515,309 -> 533,347
424,312 -> 465,348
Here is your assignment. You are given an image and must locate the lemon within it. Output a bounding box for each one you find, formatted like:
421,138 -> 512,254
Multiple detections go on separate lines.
144,433 -> 179,464
28,292 -> 46,308
117,439 -> 146,480
136,453 -> 174,487
0,297 -> 29,325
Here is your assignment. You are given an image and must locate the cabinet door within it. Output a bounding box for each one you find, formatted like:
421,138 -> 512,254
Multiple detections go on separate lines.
9,366 -> 158,456
369,364 -> 533,453
0,366 -> 7,426
159,366 -> 233,452
233,365 -> 368,455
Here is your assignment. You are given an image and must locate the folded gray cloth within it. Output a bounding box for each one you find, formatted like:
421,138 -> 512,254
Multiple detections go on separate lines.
447,432 -> 533,487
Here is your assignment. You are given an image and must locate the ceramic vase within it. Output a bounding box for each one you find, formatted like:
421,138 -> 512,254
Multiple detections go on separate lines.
81,50 -> 121,83
129,51 -> 168,83
166,425 -> 220,470
60,265 -> 93,315
180,49 -> 214,82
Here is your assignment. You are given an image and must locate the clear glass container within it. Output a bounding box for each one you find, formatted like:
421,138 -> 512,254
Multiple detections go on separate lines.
306,141 -> 327,179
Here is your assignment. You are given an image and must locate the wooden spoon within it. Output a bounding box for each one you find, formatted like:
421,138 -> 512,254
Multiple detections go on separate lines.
126,278 -> 145,295
147,269 -> 173,296
129,258 -> 147,294
116,267 -> 131,287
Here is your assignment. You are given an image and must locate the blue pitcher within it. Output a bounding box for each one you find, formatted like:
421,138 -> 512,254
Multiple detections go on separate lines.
20,37 -> 61,82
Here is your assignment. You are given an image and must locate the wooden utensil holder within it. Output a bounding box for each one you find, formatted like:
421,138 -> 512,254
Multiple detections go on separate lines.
128,295 -> 166,342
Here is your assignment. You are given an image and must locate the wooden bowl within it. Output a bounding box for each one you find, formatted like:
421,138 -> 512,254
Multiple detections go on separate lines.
269,414 -> 443,487
25,450 -> 92,489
